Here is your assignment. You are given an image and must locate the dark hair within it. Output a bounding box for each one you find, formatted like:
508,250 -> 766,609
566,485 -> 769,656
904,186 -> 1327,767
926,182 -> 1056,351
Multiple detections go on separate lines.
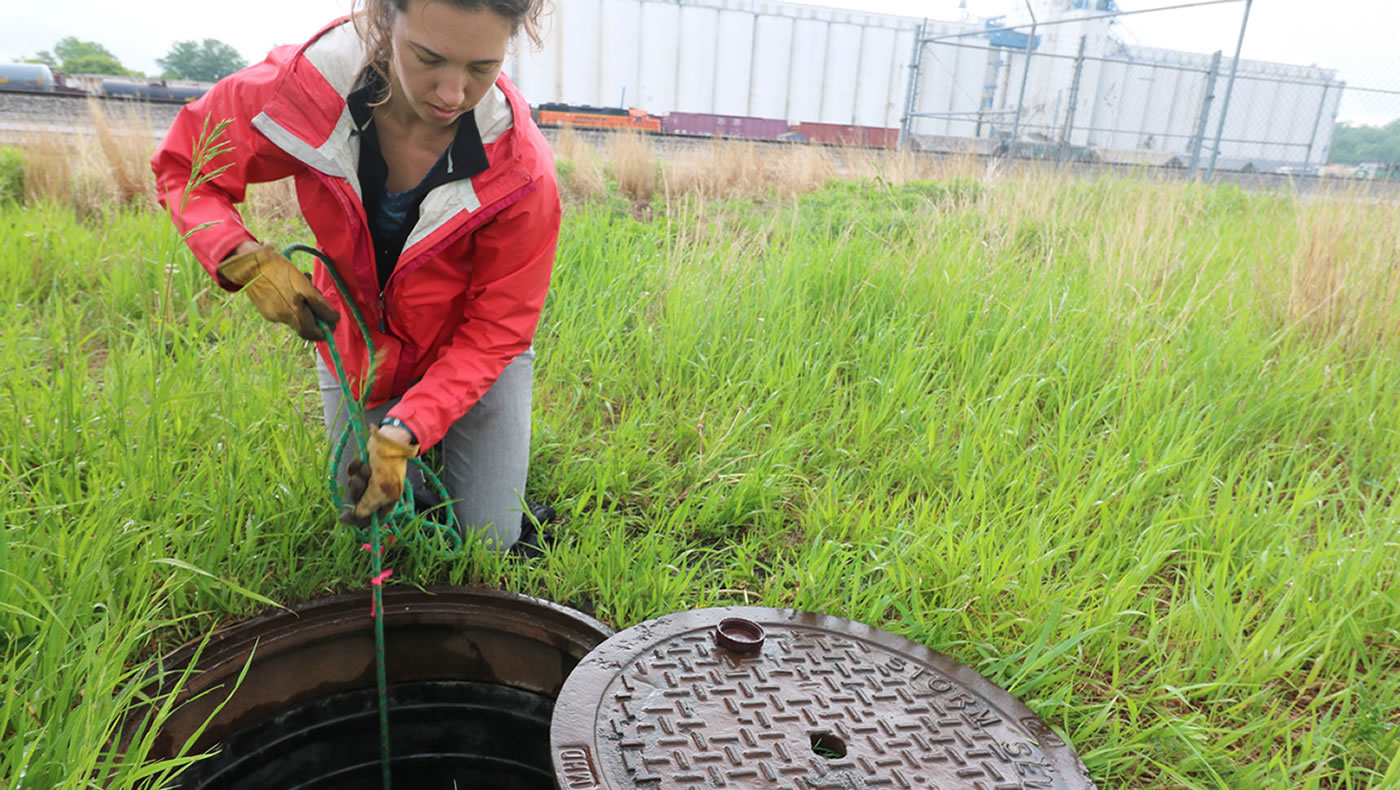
355,0 -> 552,95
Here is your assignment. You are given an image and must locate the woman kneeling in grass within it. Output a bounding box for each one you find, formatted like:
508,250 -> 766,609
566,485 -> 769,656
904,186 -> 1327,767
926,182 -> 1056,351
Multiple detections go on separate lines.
152,0 -> 561,556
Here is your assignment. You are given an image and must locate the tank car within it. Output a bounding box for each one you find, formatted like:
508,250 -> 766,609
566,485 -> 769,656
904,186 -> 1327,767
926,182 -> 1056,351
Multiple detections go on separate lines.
0,63 -> 56,93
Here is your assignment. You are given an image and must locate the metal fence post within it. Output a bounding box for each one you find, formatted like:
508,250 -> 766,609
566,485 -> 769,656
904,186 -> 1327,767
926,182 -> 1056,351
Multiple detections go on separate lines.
1189,51 -> 1223,175
1304,81 -> 1330,169
1008,1 -> 1038,156
1206,0 -> 1254,180
1327,81 -> 1345,174
1059,35 -> 1088,162
898,20 -> 927,150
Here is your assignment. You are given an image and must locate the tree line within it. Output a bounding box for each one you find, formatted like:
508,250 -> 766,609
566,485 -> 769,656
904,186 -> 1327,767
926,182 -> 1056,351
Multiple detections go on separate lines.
1329,120 -> 1400,166
24,37 -> 248,83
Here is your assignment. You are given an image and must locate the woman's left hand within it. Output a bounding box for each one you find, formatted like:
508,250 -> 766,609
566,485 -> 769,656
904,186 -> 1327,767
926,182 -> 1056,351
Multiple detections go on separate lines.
341,427 -> 418,526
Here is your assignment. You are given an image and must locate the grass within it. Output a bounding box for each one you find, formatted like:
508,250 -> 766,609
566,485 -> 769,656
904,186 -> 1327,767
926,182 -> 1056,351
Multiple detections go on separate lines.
0,126 -> 1398,788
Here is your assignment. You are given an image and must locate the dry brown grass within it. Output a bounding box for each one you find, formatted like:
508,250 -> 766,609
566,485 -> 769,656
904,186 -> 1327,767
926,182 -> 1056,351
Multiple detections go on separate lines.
552,126 -> 606,199
952,163 -> 1400,352
769,143 -> 837,195
661,139 -> 768,199
552,133 -> 1000,206
1279,191 -> 1400,348
17,129 -> 79,206
606,130 -> 657,202
11,102 -> 304,238
13,101 -> 159,217
832,141 -> 992,185
87,100 -> 157,206
245,178 -> 301,224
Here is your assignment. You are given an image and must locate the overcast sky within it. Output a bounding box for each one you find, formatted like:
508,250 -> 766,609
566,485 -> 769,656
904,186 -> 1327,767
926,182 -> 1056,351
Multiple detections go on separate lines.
3,0 -> 1395,123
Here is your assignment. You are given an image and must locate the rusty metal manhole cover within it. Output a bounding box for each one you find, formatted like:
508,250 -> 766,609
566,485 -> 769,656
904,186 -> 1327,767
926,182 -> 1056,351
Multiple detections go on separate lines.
551,607 -> 1096,789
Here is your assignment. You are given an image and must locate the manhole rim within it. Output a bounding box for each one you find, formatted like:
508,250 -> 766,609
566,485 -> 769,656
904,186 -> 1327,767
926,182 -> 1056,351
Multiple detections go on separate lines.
121,586 -> 613,763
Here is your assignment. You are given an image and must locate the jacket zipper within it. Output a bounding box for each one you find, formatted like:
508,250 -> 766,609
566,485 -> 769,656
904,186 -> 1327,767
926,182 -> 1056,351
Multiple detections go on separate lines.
323,163 -> 532,374
374,185 -> 520,339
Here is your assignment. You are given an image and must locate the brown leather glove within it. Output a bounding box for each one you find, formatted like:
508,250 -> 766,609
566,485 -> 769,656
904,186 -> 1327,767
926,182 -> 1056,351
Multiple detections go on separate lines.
216,245 -> 339,341
340,426 -> 418,526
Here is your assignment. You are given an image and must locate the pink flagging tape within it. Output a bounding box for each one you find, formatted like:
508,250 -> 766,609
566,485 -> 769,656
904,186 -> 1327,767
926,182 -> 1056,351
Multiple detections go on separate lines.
360,536 -> 398,555
368,569 -> 394,616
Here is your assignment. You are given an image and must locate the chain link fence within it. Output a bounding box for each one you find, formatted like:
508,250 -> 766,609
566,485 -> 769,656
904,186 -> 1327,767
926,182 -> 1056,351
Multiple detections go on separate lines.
1324,85 -> 1400,182
898,0 -> 1398,185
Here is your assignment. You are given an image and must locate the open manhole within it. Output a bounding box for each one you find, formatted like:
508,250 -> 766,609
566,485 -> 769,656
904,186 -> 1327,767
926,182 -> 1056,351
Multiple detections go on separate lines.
123,587 -> 613,789
126,596 -> 1095,789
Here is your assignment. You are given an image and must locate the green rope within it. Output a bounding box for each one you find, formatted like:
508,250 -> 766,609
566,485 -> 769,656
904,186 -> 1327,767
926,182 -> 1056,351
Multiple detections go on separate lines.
369,513 -> 390,790
282,244 -> 463,790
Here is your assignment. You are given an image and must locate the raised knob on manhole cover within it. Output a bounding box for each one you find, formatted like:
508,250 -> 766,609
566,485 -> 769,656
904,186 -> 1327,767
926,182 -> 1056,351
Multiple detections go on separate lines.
714,617 -> 765,653
551,607 -> 1097,790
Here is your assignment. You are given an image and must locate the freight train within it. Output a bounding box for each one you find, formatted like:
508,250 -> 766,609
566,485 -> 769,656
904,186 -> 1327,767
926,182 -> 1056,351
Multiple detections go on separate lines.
3,61 -> 902,149
532,103 -> 901,149
0,62 -> 210,103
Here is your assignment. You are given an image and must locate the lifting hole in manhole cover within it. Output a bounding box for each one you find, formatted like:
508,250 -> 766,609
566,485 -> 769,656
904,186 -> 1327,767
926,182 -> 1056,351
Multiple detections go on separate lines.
810,731 -> 848,760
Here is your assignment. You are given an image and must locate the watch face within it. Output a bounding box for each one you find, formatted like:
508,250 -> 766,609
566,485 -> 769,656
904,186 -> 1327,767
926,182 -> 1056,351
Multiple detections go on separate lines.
381,418 -> 417,444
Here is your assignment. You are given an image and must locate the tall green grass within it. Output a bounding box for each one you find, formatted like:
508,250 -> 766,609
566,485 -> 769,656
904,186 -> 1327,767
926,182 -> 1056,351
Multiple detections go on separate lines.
1,173 -> 1397,788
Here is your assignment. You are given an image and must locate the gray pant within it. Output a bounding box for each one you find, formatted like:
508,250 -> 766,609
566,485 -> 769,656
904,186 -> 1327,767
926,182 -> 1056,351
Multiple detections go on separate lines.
316,349 -> 535,551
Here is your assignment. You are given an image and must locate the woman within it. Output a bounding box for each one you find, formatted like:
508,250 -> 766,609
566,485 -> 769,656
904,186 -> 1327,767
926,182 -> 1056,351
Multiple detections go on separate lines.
151,0 -> 560,554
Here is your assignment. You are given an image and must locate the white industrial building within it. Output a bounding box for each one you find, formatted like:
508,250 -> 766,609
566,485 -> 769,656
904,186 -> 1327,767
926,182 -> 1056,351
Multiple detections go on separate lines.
507,0 -> 1342,169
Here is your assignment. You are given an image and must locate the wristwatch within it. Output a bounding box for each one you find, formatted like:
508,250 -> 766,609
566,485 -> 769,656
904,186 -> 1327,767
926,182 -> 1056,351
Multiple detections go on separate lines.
380,416 -> 418,445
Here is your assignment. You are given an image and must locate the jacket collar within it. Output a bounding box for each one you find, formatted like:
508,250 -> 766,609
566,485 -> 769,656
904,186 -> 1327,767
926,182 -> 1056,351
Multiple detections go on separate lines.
346,68 -> 491,187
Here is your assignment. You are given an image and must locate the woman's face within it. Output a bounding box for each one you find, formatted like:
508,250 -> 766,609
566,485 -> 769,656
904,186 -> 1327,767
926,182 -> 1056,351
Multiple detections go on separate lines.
388,0 -> 512,127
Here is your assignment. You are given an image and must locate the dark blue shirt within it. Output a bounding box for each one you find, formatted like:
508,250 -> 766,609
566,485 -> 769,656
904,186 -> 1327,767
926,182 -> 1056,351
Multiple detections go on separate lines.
347,70 -> 490,290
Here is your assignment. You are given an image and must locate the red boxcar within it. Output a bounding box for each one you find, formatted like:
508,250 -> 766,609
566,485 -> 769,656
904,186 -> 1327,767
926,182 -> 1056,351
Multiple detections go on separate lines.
788,122 -> 898,149
662,112 -> 792,142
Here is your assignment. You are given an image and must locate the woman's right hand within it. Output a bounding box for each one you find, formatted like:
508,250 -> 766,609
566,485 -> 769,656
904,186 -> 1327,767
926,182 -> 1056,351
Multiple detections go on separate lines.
217,244 -> 340,341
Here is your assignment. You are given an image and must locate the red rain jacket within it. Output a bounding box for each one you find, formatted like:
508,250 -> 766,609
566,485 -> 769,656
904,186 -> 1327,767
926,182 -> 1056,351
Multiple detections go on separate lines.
151,18 -> 561,449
